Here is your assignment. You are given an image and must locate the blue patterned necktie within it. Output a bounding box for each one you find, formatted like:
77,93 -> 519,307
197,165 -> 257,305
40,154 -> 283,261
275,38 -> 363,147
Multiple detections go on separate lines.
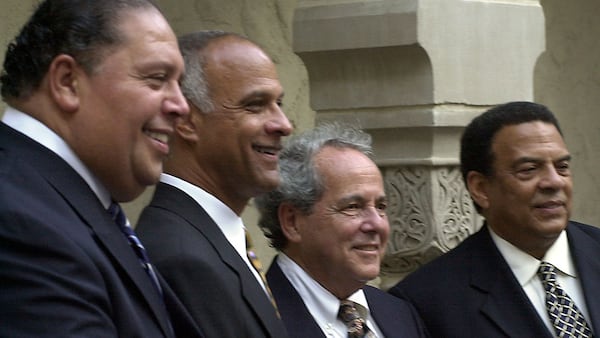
338,300 -> 375,338
537,261 -> 592,338
108,202 -> 163,296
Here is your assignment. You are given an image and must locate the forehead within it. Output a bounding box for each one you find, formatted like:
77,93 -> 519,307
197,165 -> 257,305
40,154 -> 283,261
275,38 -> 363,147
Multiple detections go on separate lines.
315,147 -> 383,193
111,7 -> 178,52
98,8 -> 182,70
491,121 -> 568,162
203,38 -> 281,91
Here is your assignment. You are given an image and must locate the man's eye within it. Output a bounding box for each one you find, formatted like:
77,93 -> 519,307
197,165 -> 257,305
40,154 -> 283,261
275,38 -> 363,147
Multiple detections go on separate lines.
146,74 -> 167,88
244,101 -> 265,112
556,162 -> 571,175
516,165 -> 537,176
339,204 -> 360,216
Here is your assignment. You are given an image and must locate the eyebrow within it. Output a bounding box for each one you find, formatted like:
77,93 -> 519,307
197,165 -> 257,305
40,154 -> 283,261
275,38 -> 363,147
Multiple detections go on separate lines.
336,194 -> 387,205
513,154 -> 572,166
240,89 -> 284,102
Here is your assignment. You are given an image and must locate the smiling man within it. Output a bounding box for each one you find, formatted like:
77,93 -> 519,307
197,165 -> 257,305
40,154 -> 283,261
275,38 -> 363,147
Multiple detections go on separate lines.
136,30 -> 292,338
390,101 -> 600,338
255,122 -> 428,338
0,0 -> 201,337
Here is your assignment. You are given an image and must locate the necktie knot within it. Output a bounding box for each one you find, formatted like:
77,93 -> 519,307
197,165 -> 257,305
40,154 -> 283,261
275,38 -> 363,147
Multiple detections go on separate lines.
108,202 -> 127,227
538,261 -> 559,285
338,300 -> 374,338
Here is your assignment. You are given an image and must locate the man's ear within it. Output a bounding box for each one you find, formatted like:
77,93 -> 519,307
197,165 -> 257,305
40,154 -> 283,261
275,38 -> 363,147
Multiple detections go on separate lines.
48,54 -> 80,113
175,105 -> 201,142
278,202 -> 302,243
467,171 -> 490,210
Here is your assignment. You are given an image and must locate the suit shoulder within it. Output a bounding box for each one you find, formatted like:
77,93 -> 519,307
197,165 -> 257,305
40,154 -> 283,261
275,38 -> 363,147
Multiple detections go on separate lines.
389,230 -> 487,297
365,285 -> 414,308
570,220 -> 600,235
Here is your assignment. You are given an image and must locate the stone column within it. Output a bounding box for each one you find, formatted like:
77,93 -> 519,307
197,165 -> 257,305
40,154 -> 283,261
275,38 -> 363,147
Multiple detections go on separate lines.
293,0 -> 545,289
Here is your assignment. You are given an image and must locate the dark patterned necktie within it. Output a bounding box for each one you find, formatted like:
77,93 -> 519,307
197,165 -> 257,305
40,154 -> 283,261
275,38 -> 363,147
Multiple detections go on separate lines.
338,300 -> 375,338
108,202 -> 163,296
245,230 -> 279,315
537,261 -> 592,338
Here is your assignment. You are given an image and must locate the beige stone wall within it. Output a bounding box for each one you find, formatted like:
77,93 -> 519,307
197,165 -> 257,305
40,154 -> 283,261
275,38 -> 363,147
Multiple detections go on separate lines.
536,0 -> 600,226
0,1 -> 39,107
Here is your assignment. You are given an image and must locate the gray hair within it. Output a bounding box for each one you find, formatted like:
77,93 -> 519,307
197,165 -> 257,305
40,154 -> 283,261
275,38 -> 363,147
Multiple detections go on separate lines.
255,121 -> 373,250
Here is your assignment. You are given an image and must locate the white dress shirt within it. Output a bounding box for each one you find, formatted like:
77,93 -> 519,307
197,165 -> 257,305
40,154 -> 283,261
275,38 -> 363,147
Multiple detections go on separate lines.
276,253 -> 384,338
489,227 -> 592,333
159,173 -> 268,292
2,106 -> 111,208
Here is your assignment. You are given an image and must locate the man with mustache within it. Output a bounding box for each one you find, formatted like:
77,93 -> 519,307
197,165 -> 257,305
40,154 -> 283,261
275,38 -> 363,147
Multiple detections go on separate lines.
255,122 -> 428,338
390,101 -> 600,337
136,30 -> 292,338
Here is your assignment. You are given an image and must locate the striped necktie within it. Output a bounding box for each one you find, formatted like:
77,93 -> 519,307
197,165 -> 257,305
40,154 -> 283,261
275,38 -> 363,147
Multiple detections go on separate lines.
538,261 -> 592,338
108,202 -> 163,296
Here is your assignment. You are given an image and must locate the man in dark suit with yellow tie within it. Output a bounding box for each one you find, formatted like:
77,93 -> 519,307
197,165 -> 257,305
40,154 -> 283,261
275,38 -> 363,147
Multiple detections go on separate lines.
136,30 -> 292,338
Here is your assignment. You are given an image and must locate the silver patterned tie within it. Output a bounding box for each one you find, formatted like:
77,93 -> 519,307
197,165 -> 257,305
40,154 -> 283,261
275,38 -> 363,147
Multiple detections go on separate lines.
537,261 -> 592,338
338,300 -> 375,338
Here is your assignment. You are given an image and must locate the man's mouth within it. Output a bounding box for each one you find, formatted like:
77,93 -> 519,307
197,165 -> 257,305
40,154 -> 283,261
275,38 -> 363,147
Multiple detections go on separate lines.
354,244 -> 379,252
253,145 -> 281,156
144,130 -> 169,144
535,200 -> 565,209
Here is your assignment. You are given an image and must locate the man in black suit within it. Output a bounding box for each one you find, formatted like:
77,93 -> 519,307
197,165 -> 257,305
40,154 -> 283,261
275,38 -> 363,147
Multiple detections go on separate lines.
0,1 -> 203,337
390,101 -> 600,337
254,122 -> 428,338
136,30 -> 292,338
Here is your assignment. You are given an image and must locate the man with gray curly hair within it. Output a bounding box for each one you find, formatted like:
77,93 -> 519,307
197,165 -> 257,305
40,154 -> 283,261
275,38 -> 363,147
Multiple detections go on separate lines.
255,122 -> 428,338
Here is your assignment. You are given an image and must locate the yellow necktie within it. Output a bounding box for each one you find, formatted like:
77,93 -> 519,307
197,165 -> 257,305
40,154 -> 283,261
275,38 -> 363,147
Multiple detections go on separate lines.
245,230 -> 279,316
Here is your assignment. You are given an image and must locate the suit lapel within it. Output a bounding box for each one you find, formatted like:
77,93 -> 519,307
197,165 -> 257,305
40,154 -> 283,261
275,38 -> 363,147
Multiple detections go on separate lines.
152,183 -> 286,337
266,257 -> 325,338
567,222 -> 600,332
14,131 -> 174,338
364,286 -> 408,337
469,226 -> 553,338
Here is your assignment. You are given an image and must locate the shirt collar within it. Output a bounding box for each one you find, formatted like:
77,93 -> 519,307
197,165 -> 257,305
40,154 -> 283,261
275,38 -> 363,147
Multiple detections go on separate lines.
489,226 -> 576,287
160,173 -> 246,256
276,253 -> 371,325
2,106 -> 111,208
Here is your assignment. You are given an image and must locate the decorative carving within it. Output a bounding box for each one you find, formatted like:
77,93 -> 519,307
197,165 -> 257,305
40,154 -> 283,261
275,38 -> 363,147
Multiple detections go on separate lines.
434,167 -> 477,251
380,165 -> 481,288
384,166 -> 433,256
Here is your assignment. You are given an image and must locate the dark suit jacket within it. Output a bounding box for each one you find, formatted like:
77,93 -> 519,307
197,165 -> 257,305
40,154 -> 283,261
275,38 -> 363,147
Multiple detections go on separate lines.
137,182 -> 289,338
389,222 -> 600,338
267,257 -> 429,338
0,122 -> 203,337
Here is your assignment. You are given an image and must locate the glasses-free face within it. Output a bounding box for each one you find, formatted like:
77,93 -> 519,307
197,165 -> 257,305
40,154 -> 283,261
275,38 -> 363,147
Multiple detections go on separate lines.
291,147 -> 389,298
71,8 -> 188,201
183,37 -> 293,213
468,121 -> 572,258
